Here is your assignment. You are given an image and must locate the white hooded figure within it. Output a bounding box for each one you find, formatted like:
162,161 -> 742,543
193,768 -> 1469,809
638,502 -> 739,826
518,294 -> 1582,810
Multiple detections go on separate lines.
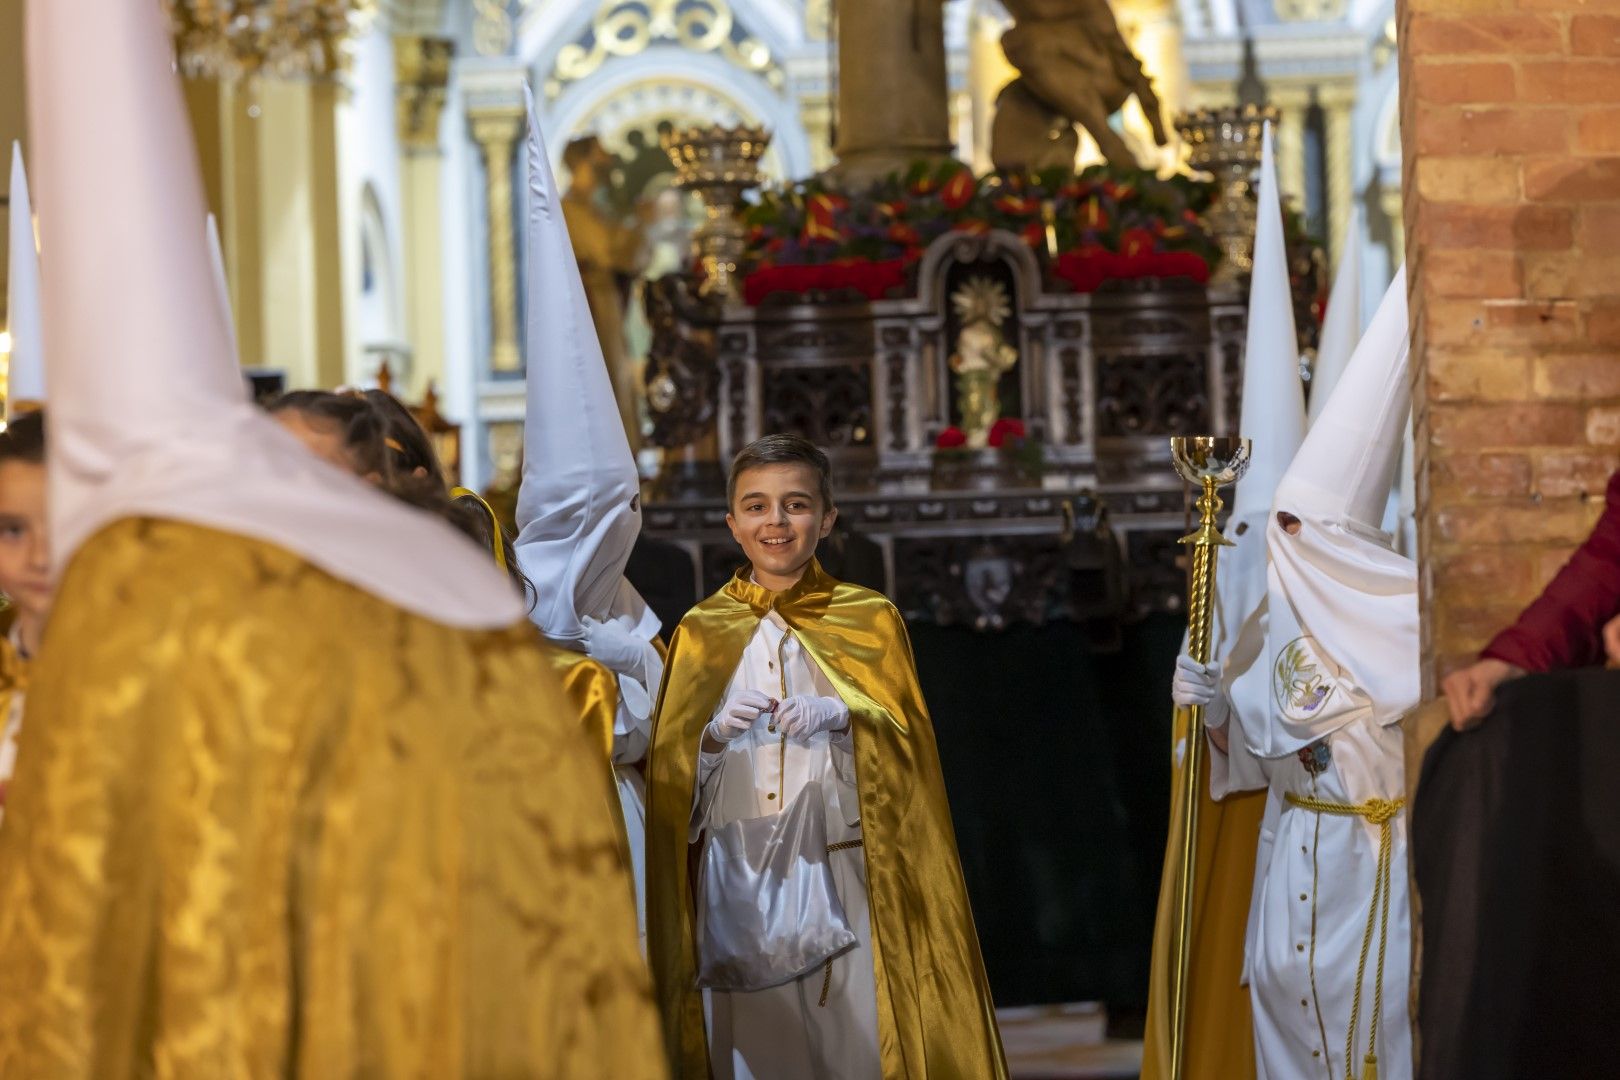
27,0 -> 523,633
7,142 -> 44,420
513,86 -> 663,941
1172,122 -> 1305,766
1178,268 -> 1418,1080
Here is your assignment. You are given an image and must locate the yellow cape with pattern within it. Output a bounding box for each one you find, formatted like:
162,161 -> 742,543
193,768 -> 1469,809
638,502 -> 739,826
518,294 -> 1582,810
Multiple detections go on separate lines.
0,519 -> 665,1079
646,560 -> 1007,1079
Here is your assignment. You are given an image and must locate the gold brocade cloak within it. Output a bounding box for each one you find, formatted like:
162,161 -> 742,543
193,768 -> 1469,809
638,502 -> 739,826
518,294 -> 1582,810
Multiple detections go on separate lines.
1140,706 -> 1263,1080
646,561 -> 1007,1079
542,644 -> 620,762
0,519 -> 666,1079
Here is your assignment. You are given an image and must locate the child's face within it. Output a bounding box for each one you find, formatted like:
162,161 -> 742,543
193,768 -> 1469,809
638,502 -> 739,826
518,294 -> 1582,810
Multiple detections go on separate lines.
0,461 -> 51,623
726,463 -> 837,586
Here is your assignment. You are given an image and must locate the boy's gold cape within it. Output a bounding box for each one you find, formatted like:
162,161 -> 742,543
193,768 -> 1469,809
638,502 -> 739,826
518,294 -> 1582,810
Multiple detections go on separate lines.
646,560 -> 1007,1078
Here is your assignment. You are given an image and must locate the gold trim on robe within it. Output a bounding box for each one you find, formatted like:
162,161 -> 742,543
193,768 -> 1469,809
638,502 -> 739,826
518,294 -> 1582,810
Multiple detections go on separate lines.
0,519 -> 666,1078
646,559 -> 1007,1079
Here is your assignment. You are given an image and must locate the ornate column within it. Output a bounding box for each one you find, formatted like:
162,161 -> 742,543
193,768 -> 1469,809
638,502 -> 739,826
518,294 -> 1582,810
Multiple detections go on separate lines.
469,104 -> 524,374
833,0 -> 953,180
1275,93 -> 1307,210
396,35 -> 453,394
1323,85 -> 1355,261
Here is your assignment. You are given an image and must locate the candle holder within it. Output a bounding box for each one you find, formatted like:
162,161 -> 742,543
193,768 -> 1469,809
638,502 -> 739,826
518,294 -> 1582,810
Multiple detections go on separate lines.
662,123 -> 772,300
1176,106 -> 1276,285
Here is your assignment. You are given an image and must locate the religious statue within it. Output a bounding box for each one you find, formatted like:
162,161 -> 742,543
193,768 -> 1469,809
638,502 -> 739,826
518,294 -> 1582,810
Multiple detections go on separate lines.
991,0 -> 1169,171
562,134 -> 648,452
949,278 -> 1019,450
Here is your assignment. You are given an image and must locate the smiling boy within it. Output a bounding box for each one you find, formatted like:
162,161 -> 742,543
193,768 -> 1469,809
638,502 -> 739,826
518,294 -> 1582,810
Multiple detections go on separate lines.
645,434 -> 1006,1079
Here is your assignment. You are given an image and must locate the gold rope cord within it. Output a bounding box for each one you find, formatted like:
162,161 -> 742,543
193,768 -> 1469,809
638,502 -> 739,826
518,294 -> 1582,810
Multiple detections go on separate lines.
449,486 -> 508,570
1285,794 -> 1404,1080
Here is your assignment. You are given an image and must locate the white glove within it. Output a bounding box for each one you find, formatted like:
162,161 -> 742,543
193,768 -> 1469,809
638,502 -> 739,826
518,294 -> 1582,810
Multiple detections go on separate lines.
775,695 -> 850,742
1171,654 -> 1222,708
580,615 -> 655,681
706,689 -> 776,745
1172,655 -> 1232,733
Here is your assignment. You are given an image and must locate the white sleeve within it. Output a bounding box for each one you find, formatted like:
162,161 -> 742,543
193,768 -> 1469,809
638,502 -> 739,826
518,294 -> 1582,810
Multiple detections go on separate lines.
1208,690 -> 1268,799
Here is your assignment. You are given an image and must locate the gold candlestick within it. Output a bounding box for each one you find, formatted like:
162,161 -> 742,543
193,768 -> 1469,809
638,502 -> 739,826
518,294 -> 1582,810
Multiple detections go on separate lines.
1168,434 -> 1251,1080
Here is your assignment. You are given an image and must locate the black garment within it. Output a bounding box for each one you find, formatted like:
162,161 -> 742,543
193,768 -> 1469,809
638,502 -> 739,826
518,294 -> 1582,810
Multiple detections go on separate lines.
624,535 -> 699,637
1414,668 -> 1620,1080
816,524 -> 886,595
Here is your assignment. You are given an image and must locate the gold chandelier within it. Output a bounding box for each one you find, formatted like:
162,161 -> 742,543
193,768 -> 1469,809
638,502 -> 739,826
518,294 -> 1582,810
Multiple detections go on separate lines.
166,1 -> 376,80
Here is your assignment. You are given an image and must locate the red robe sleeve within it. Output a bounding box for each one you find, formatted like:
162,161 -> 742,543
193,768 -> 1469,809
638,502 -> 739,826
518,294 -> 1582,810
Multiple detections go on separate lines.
1482,467 -> 1620,672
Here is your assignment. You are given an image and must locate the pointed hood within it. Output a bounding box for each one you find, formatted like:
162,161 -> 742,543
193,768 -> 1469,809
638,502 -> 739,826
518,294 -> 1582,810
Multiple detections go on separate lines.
1276,266 -> 1410,531
205,212 -> 239,363
1308,208 -> 1363,426
513,84 -> 655,646
1212,123 -> 1305,659
1226,267 -> 1418,756
27,0 -> 520,627
6,142 -> 44,418
1231,122 -> 1305,522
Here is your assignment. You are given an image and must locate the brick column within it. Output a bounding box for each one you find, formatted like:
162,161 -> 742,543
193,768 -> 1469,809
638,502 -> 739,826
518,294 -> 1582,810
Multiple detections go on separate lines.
1400,0 -> 1620,686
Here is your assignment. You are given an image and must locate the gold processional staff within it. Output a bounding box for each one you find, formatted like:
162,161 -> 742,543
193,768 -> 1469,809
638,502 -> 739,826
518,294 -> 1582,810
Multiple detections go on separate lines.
1167,434 -> 1251,1080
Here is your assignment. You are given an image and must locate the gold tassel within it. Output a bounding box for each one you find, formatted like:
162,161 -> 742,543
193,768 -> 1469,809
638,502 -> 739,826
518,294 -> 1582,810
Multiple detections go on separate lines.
1362,1053 -> 1378,1080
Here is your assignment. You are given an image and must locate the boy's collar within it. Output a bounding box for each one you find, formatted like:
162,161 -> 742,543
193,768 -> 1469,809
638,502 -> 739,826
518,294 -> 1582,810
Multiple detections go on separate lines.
725,558 -> 834,617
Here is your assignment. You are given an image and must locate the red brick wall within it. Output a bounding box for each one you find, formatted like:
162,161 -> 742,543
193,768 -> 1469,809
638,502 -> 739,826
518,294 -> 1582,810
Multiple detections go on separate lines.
1399,0 -> 1620,685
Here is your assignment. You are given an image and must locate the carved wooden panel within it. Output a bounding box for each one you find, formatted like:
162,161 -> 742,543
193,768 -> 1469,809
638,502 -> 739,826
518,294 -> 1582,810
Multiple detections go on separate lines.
1095,350 -> 1211,438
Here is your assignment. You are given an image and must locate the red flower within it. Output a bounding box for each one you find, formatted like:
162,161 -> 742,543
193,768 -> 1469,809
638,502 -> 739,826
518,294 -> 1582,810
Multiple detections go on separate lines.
995,194 -> 1040,216
988,417 -> 1027,449
910,177 -> 937,196
876,200 -> 907,219
804,192 -> 846,242
935,426 -> 967,450
957,218 -> 991,235
888,222 -> 920,245
1021,221 -> 1047,248
1119,227 -> 1156,258
940,168 -> 977,210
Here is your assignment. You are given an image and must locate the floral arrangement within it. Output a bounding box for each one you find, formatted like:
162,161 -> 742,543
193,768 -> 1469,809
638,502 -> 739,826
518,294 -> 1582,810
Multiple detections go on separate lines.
738,160 -> 1222,305
932,417 -> 1044,481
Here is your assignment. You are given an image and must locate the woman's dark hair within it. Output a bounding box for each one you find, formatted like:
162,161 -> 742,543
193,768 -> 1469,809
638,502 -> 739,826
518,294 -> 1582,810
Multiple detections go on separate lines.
267,390 -> 390,479
726,433 -> 835,510
361,388 -> 445,481
269,390 -> 534,605
0,411 -> 46,467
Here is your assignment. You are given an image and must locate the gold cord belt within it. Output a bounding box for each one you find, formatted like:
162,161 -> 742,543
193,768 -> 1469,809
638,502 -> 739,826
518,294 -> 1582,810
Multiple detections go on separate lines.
1284,794 -> 1404,1080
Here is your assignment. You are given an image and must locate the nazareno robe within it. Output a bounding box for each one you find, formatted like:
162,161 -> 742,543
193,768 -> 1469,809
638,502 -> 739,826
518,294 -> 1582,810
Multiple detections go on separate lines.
1482,467 -> 1620,671
646,561 -> 1006,1079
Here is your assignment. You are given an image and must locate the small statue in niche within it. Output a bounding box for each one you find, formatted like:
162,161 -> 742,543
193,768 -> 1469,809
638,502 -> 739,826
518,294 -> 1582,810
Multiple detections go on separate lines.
949,277 -> 1019,450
